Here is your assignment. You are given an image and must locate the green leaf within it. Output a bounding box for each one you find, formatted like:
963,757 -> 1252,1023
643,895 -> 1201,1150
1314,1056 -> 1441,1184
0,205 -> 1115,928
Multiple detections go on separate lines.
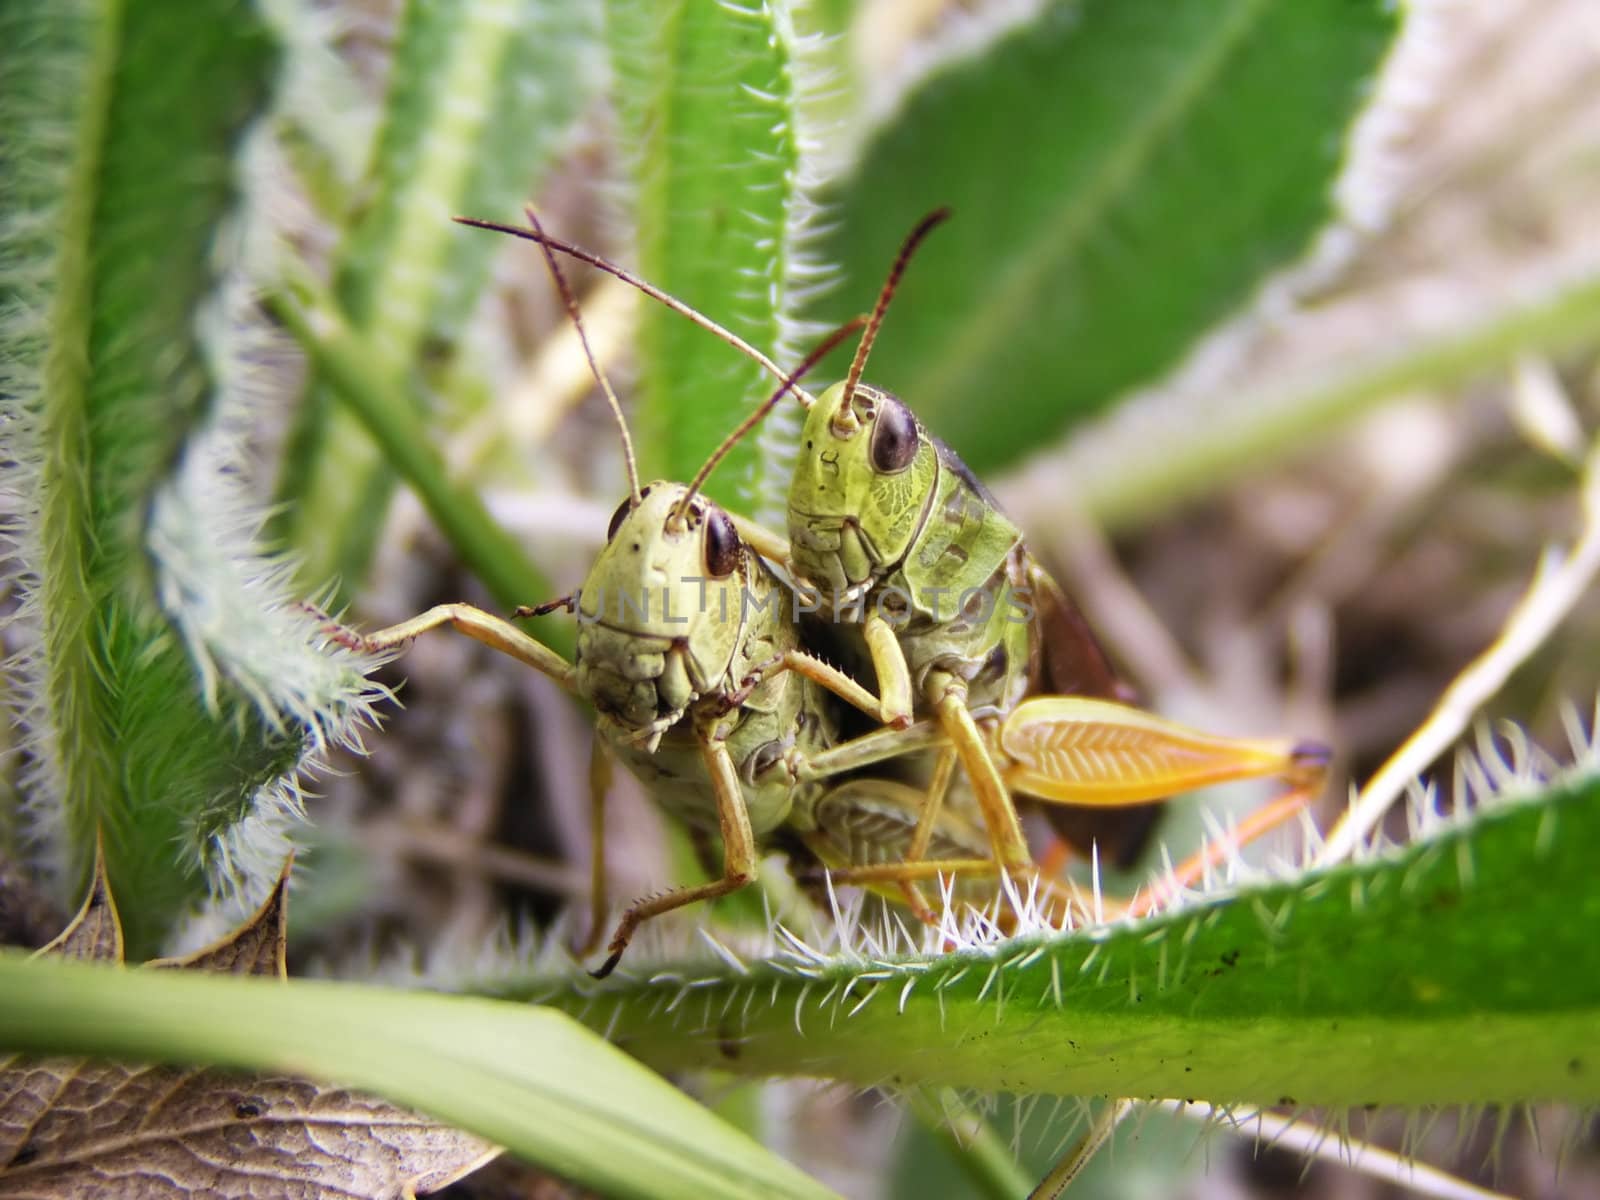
279,0 -> 599,600
889,1097 -> 1199,1200
504,766 -> 1600,1107
806,0 -> 1400,471
0,0 -> 319,956
605,0 -> 809,511
0,957 -> 840,1200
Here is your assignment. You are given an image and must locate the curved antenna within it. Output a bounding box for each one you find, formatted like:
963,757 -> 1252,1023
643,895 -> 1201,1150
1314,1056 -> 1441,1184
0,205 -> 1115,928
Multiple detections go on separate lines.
454,214 -> 812,407
517,206 -> 640,505
672,314 -> 868,528
839,207 -> 952,419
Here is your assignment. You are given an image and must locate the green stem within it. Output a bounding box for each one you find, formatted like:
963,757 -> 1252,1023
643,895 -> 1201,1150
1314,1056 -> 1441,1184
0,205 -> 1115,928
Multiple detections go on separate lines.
270,281 -> 570,656
1084,272 -> 1600,527
906,1089 -> 1032,1200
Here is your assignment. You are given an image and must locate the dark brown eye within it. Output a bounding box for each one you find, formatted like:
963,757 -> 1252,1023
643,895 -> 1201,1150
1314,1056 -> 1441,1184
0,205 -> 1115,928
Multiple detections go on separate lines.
606,497 -> 631,541
704,508 -> 740,578
869,395 -> 919,474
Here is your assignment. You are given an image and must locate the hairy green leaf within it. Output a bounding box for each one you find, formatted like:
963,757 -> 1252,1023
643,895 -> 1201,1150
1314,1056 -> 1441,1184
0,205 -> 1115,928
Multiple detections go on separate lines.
807,0 -> 1400,471
0,0 -> 310,955
507,767 -> 1600,1107
264,0 -> 380,220
606,0 -> 811,509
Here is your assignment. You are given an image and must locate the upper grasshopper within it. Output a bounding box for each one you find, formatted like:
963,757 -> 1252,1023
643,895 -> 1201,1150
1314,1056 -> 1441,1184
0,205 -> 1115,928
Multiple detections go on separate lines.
786,212 -> 1329,880
462,211 -> 1331,904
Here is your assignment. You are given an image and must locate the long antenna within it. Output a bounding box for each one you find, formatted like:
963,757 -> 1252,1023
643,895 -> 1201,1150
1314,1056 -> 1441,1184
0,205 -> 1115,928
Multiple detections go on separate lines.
454,214 -> 811,407
672,314 -> 868,528
839,207 -> 951,420
519,206 -> 640,506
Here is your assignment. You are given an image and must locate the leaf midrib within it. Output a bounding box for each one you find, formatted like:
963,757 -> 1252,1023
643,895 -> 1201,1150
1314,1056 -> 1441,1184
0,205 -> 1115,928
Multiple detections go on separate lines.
37,0 -> 124,841
905,0 -> 1274,415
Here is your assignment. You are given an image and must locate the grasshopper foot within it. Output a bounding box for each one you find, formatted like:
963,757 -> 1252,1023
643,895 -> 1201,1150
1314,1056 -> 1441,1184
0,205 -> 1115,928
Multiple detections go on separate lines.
590,910 -> 642,979
295,602 -> 382,654
718,652 -> 786,715
515,593 -> 576,619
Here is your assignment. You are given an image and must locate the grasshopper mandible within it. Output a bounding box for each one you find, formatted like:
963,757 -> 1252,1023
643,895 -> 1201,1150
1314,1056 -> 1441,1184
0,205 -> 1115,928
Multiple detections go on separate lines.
455,211 -> 1330,899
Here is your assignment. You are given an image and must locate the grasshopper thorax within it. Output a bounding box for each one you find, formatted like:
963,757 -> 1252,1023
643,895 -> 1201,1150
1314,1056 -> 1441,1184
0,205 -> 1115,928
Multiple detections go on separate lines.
575,483 -> 747,735
787,380 -> 938,603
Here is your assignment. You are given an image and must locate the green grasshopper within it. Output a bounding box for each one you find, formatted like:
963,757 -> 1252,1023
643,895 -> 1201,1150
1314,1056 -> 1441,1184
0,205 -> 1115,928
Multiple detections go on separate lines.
455,211 -> 1330,902
763,213 -> 1329,1192
320,212 -> 1036,976
783,211 -> 1329,881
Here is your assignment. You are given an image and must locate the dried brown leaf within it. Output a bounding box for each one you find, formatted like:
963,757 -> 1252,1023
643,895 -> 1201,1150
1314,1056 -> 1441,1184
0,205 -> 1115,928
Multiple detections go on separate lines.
0,854 -> 497,1199
0,1070 -> 496,1199
36,839 -> 122,964
146,864 -> 290,978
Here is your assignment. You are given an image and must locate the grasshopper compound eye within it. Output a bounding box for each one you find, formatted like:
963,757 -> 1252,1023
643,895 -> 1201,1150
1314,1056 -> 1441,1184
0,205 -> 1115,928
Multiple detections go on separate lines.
869,394 -> 919,474
704,508 -> 740,578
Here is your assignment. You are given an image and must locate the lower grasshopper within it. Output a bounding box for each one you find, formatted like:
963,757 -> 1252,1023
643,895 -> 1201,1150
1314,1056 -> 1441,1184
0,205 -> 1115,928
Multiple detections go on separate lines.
453,211 -> 1330,909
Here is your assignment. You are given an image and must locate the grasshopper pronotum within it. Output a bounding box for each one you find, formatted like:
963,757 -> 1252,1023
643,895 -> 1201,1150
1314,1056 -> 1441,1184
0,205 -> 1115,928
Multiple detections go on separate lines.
455,210 -> 1331,912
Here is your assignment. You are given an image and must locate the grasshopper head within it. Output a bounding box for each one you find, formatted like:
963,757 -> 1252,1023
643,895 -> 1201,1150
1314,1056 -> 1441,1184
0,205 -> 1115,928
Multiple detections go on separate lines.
786,380 -> 937,602
575,483 -> 746,733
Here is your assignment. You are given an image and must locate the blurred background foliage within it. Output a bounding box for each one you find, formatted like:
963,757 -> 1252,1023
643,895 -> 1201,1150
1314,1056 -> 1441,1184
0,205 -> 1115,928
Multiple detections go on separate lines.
4,0 -> 1600,1196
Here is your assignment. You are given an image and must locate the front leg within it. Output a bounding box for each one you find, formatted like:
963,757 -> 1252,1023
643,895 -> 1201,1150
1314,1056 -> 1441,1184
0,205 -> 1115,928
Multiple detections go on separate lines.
732,647 -> 908,730
727,512 -> 791,564
307,602 -> 578,691
862,610 -> 915,727
724,610 -> 912,730
591,732 -> 758,978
